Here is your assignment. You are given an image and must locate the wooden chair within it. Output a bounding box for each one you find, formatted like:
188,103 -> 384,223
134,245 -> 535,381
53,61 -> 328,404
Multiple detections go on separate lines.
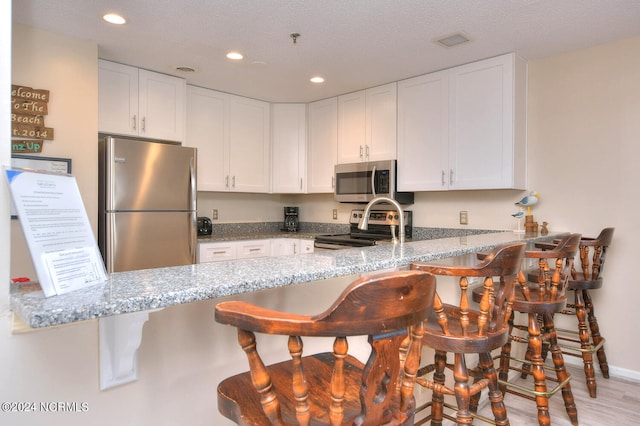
538,228 -> 614,398
410,241 -> 526,426
492,233 -> 582,426
215,270 -> 437,425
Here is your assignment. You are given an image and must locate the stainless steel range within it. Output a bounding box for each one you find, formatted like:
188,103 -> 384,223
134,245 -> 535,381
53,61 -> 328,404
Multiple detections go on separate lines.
314,209 -> 412,250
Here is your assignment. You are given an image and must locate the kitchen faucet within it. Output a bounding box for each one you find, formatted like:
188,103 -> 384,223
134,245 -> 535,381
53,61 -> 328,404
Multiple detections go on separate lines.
358,196 -> 405,244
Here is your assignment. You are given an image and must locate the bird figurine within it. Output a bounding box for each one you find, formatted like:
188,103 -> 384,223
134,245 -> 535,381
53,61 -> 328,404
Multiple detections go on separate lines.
515,191 -> 540,215
511,211 -> 525,233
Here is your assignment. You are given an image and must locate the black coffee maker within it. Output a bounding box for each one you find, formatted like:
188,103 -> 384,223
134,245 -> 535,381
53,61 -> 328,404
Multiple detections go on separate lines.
283,206 -> 299,232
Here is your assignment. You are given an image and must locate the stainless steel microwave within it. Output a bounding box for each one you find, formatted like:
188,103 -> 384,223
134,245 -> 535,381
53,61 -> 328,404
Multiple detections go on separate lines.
334,160 -> 414,204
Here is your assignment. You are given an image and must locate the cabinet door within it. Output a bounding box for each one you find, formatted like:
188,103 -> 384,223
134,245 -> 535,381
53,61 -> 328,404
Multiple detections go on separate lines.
449,54 -> 520,189
270,238 -> 296,257
186,86 -> 229,191
337,90 -> 366,163
98,60 -> 138,136
298,239 -> 314,254
366,82 -> 397,161
271,104 -> 307,193
397,71 -> 449,191
138,69 -> 186,142
228,95 -> 271,193
307,97 -> 338,193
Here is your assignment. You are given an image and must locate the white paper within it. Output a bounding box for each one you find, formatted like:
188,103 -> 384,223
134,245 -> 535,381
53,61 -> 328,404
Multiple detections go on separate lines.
4,167 -> 107,297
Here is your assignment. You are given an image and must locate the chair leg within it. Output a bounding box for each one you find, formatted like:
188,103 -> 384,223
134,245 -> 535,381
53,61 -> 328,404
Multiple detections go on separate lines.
574,289 -> 597,398
498,313 -> 515,393
478,352 -> 509,426
528,313 -> 551,426
584,289 -> 609,379
544,313 -> 579,426
453,353 -> 473,425
430,350 -> 447,426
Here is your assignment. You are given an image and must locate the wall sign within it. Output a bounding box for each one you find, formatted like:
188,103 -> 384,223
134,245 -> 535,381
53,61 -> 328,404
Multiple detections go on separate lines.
11,84 -> 54,153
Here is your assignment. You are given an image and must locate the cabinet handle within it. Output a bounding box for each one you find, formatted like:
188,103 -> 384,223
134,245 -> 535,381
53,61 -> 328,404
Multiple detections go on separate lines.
450,169 -> 454,185
359,145 -> 364,159
249,248 -> 261,252
213,251 -> 226,255
294,243 -> 298,254
365,145 -> 370,159
232,176 -> 236,188
132,115 -> 137,130
441,170 -> 445,186
332,176 -> 335,189
300,178 -> 303,190
225,176 -> 229,188
142,117 -> 146,132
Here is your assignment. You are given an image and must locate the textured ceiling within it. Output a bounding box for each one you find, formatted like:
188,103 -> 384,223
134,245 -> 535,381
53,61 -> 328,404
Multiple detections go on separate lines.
12,0 -> 640,102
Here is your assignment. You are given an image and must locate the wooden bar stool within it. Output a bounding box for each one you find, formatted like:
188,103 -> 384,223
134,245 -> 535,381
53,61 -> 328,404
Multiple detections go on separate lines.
490,233 -> 582,426
410,241 -> 526,426
546,228 -> 614,398
215,270 -> 437,425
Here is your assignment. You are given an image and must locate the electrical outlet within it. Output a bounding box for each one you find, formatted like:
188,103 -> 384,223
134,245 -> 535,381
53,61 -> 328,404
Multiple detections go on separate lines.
212,209 -> 218,220
332,209 -> 338,220
459,211 -> 468,225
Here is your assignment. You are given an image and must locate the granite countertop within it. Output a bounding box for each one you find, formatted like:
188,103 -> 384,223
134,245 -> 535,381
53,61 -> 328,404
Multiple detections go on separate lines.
10,230 -> 564,329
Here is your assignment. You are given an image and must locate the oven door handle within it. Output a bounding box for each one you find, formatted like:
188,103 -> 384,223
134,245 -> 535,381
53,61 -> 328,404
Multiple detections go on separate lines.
371,165 -> 377,198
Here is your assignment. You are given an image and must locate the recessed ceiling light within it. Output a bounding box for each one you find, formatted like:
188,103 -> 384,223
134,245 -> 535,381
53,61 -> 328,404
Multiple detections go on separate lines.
226,52 -> 244,60
103,13 -> 126,25
435,32 -> 471,48
310,76 -> 325,84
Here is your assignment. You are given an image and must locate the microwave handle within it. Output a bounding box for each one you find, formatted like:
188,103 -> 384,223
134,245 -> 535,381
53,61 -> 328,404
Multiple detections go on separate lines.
371,165 -> 377,198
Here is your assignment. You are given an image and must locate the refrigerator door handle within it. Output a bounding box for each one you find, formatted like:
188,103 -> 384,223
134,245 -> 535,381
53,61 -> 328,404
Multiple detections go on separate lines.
107,214 -> 117,273
189,156 -> 197,211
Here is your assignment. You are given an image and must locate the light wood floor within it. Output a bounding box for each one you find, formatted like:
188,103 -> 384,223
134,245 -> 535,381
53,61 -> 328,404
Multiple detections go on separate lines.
474,363 -> 640,425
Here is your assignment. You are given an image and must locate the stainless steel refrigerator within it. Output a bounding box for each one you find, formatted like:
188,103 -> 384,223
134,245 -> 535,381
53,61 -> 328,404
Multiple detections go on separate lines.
98,135 -> 197,273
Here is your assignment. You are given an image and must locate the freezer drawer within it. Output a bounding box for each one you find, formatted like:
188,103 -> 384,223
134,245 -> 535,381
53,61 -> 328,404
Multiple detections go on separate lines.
102,211 -> 196,272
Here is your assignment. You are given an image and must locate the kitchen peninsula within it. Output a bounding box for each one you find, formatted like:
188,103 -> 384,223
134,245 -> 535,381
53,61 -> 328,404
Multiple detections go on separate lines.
10,230 -> 562,400
12,230 -> 562,328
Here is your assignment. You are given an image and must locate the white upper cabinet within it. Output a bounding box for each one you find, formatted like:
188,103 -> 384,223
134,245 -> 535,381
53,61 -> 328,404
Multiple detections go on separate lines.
185,85 -> 227,191
337,82 -> 397,163
307,97 -> 338,193
99,60 -> 185,142
186,86 -> 270,193
397,70 -> 449,191
397,53 -> 527,191
271,104 -> 307,193
228,94 -> 271,193
365,83 -> 397,161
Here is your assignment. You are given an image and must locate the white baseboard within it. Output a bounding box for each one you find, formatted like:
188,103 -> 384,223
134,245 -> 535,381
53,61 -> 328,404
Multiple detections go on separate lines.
561,354 -> 640,382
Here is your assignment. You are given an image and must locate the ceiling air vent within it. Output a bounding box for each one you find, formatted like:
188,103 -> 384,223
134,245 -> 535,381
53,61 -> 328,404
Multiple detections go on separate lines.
435,33 -> 471,48
175,66 -> 196,73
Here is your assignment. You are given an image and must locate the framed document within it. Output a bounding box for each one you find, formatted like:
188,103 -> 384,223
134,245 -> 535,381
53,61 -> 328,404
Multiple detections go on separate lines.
9,155 -> 72,218
4,167 -> 107,297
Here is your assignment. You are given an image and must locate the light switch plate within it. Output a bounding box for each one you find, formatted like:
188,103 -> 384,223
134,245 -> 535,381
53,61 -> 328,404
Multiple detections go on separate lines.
332,209 -> 338,220
212,209 -> 218,220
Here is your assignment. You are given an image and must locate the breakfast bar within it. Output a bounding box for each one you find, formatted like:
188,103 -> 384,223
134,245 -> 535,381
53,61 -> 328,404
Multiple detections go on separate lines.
10,230 -> 563,394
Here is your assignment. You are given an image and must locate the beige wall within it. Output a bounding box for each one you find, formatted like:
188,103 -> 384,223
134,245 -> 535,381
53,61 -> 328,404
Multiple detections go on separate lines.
2,22 -> 639,425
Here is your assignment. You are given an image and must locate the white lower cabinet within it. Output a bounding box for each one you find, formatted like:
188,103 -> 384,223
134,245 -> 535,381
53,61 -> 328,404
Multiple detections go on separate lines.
197,242 -> 237,263
270,238 -> 315,257
236,240 -> 271,259
198,238 -> 313,263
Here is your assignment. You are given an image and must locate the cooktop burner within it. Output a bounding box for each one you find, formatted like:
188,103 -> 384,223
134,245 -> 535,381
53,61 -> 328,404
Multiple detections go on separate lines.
314,209 -> 412,250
